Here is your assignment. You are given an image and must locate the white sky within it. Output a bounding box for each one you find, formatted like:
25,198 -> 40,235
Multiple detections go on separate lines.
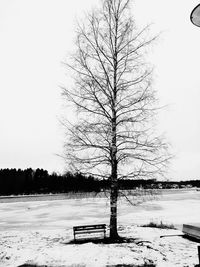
0,0 -> 200,180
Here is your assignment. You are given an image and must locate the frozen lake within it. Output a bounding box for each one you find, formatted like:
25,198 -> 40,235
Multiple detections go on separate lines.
0,189 -> 200,231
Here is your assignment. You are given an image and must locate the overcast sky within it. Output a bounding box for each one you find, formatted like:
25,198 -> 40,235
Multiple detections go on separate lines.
0,0 -> 200,180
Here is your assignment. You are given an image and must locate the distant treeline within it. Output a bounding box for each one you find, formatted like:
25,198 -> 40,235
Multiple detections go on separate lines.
0,168 -> 152,195
0,168 -> 200,196
0,168 -> 102,195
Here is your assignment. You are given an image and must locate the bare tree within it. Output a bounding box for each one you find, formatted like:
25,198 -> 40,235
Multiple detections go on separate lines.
62,0 -> 170,240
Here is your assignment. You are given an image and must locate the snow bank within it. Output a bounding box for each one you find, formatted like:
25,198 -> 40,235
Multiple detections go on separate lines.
0,226 -> 198,267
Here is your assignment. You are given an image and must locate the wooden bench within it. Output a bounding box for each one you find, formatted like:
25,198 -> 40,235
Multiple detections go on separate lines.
183,224 -> 200,240
73,224 -> 106,241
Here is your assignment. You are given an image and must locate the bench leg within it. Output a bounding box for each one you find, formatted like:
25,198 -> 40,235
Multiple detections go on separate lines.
74,232 -> 76,241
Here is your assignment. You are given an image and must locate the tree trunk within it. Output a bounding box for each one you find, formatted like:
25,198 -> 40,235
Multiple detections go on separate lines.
110,171 -> 119,239
110,113 -> 119,239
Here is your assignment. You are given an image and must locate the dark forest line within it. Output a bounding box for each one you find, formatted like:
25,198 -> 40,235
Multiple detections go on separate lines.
0,168 -> 200,196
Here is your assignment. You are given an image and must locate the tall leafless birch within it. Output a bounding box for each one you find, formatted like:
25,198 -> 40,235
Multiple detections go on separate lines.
62,0 -> 170,240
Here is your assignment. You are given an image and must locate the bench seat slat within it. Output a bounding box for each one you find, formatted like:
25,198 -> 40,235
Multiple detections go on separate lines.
75,231 -> 104,235
74,224 -> 106,230
74,229 -> 105,234
74,227 -> 105,231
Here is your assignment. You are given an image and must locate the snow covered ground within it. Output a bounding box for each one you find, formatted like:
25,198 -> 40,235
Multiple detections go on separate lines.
1,189 -> 200,267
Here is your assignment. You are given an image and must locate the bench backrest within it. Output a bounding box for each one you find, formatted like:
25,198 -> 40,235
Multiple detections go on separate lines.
73,224 -> 106,232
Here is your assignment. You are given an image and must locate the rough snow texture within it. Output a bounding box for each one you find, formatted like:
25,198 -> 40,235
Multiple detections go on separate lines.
0,227 -> 198,267
0,189 -> 200,267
